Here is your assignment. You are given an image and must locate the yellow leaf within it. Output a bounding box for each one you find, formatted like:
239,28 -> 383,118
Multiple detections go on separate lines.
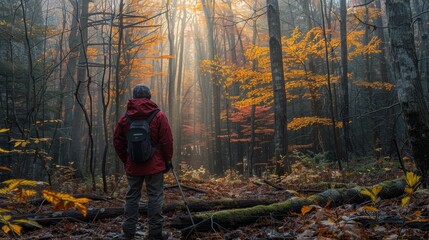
0,215 -> 11,223
301,205 -> 314,216
42,190 -> 90,216
372,185 -> 383,196
413,210 -> 422,217
14,189 -> 37,203
76,203 -> 88,217
362,205 -> 378,212
0,208 -> 10,213
405,187 -> 413,194
405,172 -> 421,188
401,196 -> 410,207
9,224 -> 22,235
0,166 -> 12,171
14,141 -> 22,148
0,188 -> 10,194
360,188 -> 376,202
3,179 -> 40,187
13,219 -> 43,228
0,128 -> 9,133
1,225 -> 10,234
0,147 -> 11,154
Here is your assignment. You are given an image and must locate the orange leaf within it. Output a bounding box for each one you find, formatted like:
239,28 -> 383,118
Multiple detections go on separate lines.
301,205 -> 314,216
0,166 -> 12,171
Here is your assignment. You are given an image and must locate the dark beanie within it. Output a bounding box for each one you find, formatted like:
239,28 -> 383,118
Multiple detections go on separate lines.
133,84 -> 151,99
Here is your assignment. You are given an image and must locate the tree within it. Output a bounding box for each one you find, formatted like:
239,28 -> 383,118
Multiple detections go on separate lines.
267,0 -> 288,174
386,0 -> 429,185
340,0 -> 350,161
201,0 -> 222,175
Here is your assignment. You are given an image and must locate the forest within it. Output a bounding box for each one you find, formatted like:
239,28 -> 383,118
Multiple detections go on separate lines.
0,0 -> 429,239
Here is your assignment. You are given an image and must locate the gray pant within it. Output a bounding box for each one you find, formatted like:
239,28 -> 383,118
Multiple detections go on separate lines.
122,172 -> 164,239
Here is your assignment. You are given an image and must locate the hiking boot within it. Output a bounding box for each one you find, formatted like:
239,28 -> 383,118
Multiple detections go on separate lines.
148,230 -> 170,240
120,230 -> 135,240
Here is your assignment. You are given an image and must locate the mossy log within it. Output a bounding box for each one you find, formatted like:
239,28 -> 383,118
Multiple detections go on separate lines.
12,199 -> 276,226
171,178 -> 407,232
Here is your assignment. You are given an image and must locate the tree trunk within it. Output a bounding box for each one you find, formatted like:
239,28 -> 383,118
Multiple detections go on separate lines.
340,0 -> 351,162
412,0 -> 429,102
267,0 -> 288,174
320,0 -> 342,170
166,0 -> 177,123
375,0 -> 394,155
70,0 -> 90,177
386,0 -> 429,185
201,0 -> 222,175
174,4 -> 187,165
60,0 -> 80,166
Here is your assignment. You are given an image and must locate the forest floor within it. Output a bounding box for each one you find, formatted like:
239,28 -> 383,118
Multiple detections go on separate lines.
16,155 -> 429,239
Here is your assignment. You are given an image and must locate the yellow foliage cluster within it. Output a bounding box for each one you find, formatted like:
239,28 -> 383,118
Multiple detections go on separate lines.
402,172 -> 421,207
0,213 -> 42,236
42,190 -> 91,217
353,81 -> 394,91
287,117 -> 343,131
0,168 -> 91,236
361,185 -> 383,203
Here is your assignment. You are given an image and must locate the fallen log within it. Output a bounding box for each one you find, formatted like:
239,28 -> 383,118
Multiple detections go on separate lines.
12,199 -> 277,226
165,184 -> 208,194
171,178 -> 407,232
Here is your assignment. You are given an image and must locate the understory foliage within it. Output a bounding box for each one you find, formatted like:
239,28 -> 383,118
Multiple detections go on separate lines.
0,152 -> 426,239
0,168 -> 90,236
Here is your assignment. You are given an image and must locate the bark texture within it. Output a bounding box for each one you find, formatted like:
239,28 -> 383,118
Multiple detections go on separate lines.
386,0 -> 429,183
267,0 -> 288,174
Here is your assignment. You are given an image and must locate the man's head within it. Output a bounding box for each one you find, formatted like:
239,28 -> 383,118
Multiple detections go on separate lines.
133,84 -> 151,99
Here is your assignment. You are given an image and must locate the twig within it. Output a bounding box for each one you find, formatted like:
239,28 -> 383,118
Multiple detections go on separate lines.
393,138 -> 408,175
263,179 -> 285,190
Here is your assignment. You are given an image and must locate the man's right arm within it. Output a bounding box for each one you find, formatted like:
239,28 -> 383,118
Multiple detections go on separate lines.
113,117 -> 128,163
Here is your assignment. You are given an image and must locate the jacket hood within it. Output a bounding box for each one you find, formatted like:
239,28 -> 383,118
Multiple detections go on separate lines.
126,98 -> 159,119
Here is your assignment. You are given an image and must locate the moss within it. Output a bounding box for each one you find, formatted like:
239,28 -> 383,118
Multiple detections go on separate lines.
193,178 -> 406,226
195,198 -> 313,224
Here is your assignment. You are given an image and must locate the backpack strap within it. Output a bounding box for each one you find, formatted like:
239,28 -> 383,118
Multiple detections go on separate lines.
124,112 -> 134,123
125,110 -> 159,123
145,110 -> 160,123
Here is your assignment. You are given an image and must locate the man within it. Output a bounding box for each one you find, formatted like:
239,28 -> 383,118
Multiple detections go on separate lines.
114,84 -> 173,240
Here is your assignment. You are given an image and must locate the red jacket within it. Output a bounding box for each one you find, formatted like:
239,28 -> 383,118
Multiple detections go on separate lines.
114,98 -> 173,176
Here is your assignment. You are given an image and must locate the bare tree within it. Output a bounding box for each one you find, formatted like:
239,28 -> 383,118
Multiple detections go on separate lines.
267,0 -> 288,174
340,0 -> 351,161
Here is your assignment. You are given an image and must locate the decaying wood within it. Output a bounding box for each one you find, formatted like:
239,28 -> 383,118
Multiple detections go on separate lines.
171,178 -> 407,232
12,199 -> 276,226
165,184 -> 208,194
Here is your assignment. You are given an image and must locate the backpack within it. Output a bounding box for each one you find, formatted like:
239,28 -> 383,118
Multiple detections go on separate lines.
125,110 -> 160,163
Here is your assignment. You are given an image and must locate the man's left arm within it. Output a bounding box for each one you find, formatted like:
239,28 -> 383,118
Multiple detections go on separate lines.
158,113 -> 173,162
